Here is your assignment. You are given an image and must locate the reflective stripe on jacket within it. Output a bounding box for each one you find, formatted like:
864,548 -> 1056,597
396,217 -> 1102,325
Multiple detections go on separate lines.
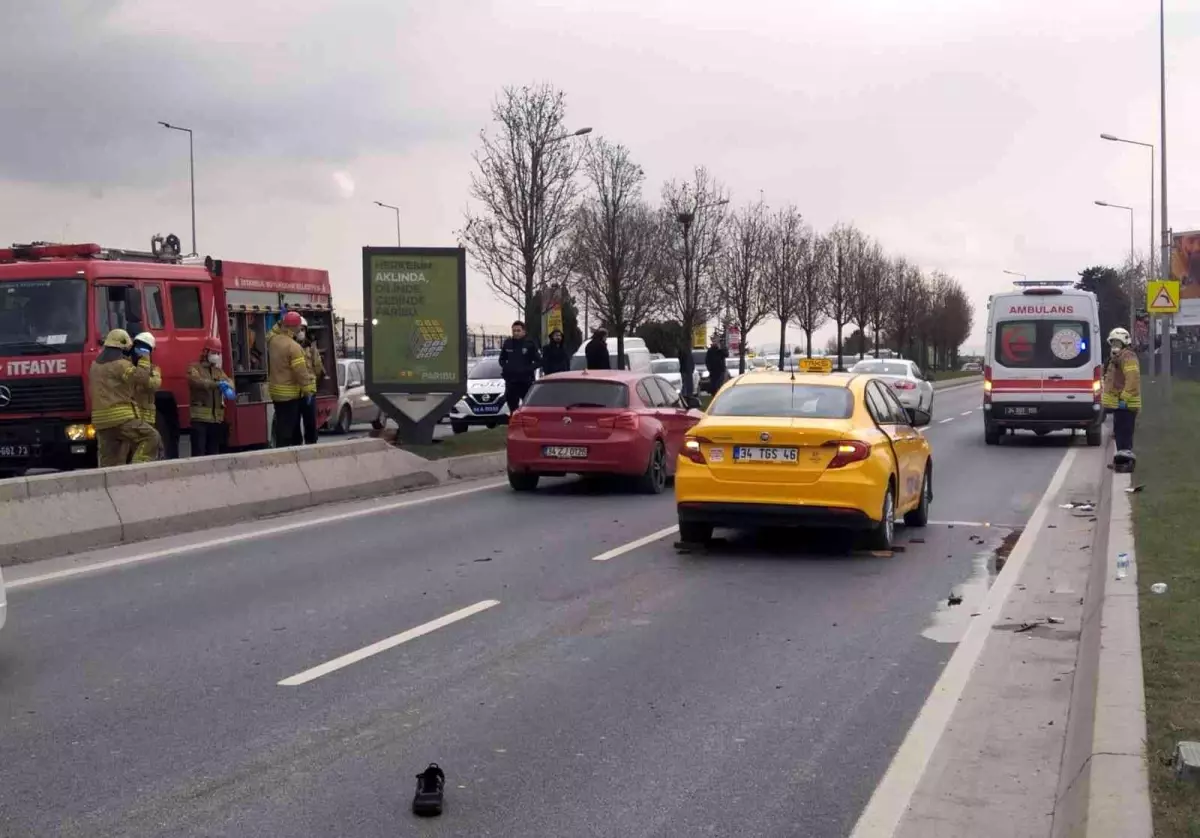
187,361 -> 231,423
132,356 -> 161,425
1101,348 -> 1142,411
267,324 -> 314,401
89,357 -> 152,430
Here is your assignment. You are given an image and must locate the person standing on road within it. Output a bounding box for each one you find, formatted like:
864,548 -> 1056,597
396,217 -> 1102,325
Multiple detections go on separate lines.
585,328 -> 610,370
129,332 -> 163,462
541,328 -> 570,376
499,320 -> 541,414
1101,327 -> 1141,464
89,329 -> 160,467
187,337 -> 235,457
298,317 -> 326,445
267,311 -> 315,447
705,334 -> 728,394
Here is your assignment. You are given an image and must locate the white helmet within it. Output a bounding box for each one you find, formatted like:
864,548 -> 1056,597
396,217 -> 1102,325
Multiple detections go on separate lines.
133,331 -> 157,350
1107,327 -> 1131,347
300,317 -> 309,328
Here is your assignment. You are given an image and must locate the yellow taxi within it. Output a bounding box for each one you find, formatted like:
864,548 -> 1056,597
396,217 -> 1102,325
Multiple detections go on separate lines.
674,371 -> 933,549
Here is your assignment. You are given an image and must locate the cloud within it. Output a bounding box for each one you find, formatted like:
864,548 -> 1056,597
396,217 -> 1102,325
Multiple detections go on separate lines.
332,171 -> 356,200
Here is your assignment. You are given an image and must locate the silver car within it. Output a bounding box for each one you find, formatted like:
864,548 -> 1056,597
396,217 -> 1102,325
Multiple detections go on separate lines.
650,358 -> 700,394
327,358 -> 385,433
848,358 -> 935,421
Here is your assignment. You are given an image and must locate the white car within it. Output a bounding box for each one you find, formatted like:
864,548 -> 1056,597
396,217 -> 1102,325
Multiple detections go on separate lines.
448,357 -> 508,434
327,358 -> 385,433
848,358 -> 935,422
650,358 -> 700,393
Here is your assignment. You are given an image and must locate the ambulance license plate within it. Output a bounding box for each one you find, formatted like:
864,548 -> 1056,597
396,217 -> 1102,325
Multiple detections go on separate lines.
0,444 -> 30,459
1002,406 -> 1038,417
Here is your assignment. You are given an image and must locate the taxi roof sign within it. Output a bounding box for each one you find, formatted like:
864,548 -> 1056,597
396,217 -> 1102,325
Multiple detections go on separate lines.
1147,279 -> 1180,314
798,357 -> 833,374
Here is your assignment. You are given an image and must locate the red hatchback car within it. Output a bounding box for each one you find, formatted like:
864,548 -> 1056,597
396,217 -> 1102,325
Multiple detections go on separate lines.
506,370 -> 704,493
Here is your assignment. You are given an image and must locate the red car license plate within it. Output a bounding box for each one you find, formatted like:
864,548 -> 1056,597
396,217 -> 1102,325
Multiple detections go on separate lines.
543,445 -> 588,459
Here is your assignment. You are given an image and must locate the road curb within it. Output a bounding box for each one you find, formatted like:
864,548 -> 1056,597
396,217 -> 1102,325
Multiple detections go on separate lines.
932,375 -> 982,392
1052,452 -> 1153,837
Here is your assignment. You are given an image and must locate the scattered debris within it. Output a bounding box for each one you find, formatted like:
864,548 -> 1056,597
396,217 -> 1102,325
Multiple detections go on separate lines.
947,593 -> 964,606
1047,616 -> 1065,624
413,763 -> 446,817
909,537 -> 926,544
474,557 -> 493,563
1151,583 -> 1168,595
1015,621 -> 1042,633
891,545 -> 907,553
870,550 -> 894,558
1125,484 -> 1145,494
1059,502 -> 1096,512
1175,741 -> 1200,784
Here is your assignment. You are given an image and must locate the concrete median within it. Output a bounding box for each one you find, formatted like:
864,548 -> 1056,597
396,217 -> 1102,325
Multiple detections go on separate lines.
0,437 -> 504,567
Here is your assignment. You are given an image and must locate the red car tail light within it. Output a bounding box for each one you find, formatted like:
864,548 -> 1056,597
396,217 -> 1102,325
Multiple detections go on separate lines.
825,440 -> 871,469
681,436 -> 712,465
1092,365 -> 1102,402
508,411 -> 538,431
983,365 -> 993,404
892,380 -> 917,390
598,411 -> 639,430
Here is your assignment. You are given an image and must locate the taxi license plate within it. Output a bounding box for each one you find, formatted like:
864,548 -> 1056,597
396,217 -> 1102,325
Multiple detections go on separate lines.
543,446 -> 588,459
0,444 -> 30,458
733,446 -> 798,463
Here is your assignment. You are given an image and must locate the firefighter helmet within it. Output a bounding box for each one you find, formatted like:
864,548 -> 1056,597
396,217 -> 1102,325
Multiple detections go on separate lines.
203,336 -> 222,353
1107,327 -> 1132,347
103,329 -> 133,349
133,332 -> 156,351
281,310 -> 303,329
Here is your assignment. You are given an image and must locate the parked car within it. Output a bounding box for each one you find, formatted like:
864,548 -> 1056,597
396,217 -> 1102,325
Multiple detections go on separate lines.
961,361 -> 982,372
847,358 -> 935,422
650,358 -> 700,393
506,370 -> 704,493
448,357 -> 508,434
569,337 -> 653,373
326,358 -> 385,434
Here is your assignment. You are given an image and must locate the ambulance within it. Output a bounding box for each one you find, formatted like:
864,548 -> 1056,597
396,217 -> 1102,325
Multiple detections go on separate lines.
982,281 -> 1103,446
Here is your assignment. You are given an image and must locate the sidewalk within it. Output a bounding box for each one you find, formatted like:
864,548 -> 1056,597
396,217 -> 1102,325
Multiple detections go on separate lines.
851,436 -> 1148,838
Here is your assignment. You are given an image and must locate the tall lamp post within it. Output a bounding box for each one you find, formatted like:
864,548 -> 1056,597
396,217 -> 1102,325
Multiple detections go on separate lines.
1159,0 -> 1172,391
1095,200 -> 1136,334
157,121 -> 196,256
1002,269 -> 1027,281
675,196 -> 730,394
373,201 -> 402,246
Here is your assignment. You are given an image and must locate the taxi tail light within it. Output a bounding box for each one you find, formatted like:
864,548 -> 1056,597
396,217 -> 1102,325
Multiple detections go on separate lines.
509,410 -> 538,431
682,436 -> 711,465
825,440 -> 871,469
598,411 -> 639,430
983,365 -> 993,404
893,380 -> 917,390
1092,365 -> 1102,401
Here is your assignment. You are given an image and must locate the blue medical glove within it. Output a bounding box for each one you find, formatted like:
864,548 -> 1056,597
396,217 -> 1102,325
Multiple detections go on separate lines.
1118,399 -> 1128,410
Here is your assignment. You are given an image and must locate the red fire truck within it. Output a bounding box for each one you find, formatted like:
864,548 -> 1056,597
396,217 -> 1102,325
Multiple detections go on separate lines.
0,235 -> 338,476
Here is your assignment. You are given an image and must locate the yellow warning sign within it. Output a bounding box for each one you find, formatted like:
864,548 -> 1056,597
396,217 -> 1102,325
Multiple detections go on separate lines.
1147,279 -> 1180,314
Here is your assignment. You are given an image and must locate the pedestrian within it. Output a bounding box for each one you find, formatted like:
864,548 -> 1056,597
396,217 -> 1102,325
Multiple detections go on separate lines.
267,310 -> 315,447
129,332 -> 163,461
89,329 -> 160,467
499,320 -> 541,413
585,328 -> 611,370
187,337 -> 235,457
298,316 -> 326,445
541,328 -> 571,376
1101,327 -> 1141,466
705,333 -> 728,394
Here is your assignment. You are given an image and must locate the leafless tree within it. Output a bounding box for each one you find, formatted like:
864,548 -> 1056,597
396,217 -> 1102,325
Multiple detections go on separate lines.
825,223 -> 862,370
569,139 -> 665,369
849,239 -> 886,360
795,233 -> 830,358
917,271 -> 974,369
714,199 -> 770,373
659,167 -> 730,395
887,258 -> 928,360
461,84 -> 585,341
763,205 -> 807,368
867,250 -> 896,358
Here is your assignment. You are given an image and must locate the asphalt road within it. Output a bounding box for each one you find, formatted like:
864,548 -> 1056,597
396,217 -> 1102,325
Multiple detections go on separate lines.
0,383 -> 1082,838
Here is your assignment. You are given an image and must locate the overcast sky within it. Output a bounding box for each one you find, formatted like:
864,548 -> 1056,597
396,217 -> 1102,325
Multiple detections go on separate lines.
3,0 -> 1196,353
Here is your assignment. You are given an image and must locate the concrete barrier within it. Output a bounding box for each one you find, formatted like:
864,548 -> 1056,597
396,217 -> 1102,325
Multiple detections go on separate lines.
0,437 -> 502,567
933,374 -> 982,391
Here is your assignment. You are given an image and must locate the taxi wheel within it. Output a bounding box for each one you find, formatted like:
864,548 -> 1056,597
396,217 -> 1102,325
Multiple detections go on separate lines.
865,484 -> 896,551
637,441 -> 668,495
904,466 -> 931,527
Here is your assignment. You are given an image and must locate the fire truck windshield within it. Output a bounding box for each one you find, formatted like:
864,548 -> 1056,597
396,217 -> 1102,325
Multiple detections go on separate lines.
0,279 -> 88,356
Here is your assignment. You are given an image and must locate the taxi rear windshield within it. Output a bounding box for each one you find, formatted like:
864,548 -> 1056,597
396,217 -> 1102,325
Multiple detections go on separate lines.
709,383 -> 853,419
995,320 -> 1090,368
523,380 -> 629,408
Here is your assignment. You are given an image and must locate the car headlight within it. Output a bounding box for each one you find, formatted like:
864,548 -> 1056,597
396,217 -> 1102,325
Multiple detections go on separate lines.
66,423 -> 95,442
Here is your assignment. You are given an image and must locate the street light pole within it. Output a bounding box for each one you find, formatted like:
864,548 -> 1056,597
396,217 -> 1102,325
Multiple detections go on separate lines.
674,196 -> 730,395
158,121 -> 196,256
1095,201 -> 1136,334
1002,269 -> 1027,281
373,202 -> 401,245
1159,0 -> 1172,390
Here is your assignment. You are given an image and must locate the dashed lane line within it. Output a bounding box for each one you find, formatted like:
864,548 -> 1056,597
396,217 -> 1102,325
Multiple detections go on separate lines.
591,525 -> 680,561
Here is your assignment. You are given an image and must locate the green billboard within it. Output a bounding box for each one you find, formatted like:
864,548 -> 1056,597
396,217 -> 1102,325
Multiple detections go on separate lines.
362,247 -> 467,393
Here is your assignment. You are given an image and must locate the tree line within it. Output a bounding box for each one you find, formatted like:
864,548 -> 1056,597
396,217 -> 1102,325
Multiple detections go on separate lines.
461,84 -> 974,389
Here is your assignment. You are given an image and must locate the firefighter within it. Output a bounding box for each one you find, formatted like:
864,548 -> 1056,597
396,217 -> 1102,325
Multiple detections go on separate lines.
267,310 -> 314,447
89,329 -> 160,467
187,336 -> 235,457
129,332 -> 163,461
1101,327 -> 1141,470
298,316 -> 326,444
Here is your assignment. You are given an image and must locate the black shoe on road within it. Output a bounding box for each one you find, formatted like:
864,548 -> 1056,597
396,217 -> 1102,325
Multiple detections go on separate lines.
412,763 -> 445,817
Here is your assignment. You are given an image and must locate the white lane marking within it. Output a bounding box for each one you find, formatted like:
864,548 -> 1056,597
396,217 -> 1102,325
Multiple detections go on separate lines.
9,480 -> 508,590
938,417 -> 955,424
848,446 -> 1076,838
278,599 -> 501,687
927,520 -> 997,528
960,411 -> 973,417
591,525 -> 679,561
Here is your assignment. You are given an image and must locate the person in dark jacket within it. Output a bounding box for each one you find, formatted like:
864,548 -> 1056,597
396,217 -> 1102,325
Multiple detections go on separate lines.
705,334 -> 728,394
541,329 -> 571,376
585,328 -> 611,370
499,320 -> 541,413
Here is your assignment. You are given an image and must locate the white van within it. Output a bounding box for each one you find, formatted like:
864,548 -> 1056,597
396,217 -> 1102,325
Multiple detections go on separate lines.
983,281 -> 1103,446
569,337 -> 653,373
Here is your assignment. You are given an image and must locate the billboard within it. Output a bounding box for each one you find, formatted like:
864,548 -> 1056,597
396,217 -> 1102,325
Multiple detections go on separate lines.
1171,230 -> 1200,327
362,247 -> 467,393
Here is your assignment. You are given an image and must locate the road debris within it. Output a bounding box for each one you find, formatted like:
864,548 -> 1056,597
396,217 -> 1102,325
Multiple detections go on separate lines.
1125,484 -> 1145,494
412,763 -> 445,817
1151,583 -> 1168,595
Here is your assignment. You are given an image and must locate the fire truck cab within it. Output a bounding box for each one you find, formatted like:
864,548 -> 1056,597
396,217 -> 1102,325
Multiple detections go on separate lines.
0,236 -> 338,476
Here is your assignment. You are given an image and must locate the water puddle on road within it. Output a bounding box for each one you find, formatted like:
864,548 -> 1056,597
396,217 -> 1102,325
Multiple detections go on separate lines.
921,528 -> 1023,644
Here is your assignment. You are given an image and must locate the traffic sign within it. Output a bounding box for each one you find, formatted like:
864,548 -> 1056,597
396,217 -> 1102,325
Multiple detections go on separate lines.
692,324 -> 708,349
1147,280 -> 1180,314
798,357 -> 833,374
